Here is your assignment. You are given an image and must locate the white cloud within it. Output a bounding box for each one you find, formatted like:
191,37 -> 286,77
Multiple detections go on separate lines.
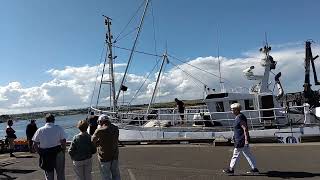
1,43 -> 320,114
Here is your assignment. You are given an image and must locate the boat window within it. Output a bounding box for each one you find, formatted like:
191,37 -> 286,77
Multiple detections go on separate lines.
216,102 -> 224,112
244,99 -> 254,110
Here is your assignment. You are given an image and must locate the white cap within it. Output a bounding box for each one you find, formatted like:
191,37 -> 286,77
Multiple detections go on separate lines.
98,114 -> 110,121
230,103 -> 241,110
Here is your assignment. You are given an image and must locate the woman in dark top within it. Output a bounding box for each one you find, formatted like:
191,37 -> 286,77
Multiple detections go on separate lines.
68,120 -> 96,180
6,119 -> 17,157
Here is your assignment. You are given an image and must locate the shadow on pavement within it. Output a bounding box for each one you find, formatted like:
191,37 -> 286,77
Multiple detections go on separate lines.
240,171 -> 320,179
264,171 -> 320,178
15,155 -> 35,159
0,174 -> 16,180
0,169 -> 36,180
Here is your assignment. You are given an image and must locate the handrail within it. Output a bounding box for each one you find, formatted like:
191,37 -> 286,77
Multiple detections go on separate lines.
90,104 -> 310,128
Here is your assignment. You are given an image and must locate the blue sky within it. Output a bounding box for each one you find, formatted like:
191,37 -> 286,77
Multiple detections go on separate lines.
1,0 -> 320,86
1,0 -> 320,113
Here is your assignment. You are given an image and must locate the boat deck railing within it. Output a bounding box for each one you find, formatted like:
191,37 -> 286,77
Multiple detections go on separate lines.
91,104 -> 318,129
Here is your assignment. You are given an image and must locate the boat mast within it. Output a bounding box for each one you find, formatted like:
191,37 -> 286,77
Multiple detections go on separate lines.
96,16 -> 117,110
146,53 -> 168,115
104,16 -> 117,111
115,0 -> 151,106
243,36 -> 276,94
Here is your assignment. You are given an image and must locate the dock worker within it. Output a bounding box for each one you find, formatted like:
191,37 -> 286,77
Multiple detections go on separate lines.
175,98 -> 185,124
92,114 -> 121,180
223,103 -> 259,175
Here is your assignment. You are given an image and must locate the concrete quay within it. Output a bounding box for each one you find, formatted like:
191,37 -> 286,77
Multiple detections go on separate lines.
0,143 -> 319,180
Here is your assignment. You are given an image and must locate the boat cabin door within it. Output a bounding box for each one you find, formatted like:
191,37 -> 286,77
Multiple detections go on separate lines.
260,95 -> 275,125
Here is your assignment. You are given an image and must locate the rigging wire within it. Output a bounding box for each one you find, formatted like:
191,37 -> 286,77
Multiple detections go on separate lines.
127,0 -> 161,106
96,45 -> 110,108
125,0 -> 159,88
147,0 -> 161,106
113,0 -> 145,42
115,27 -> 139,42
89,44 -> 107,110
112,45 -> 161,57
112,45 -> 245,92
169,60 -> 207,90
153,58 -> 168,105
128,57 -> 162,105
168,54 -> 227,82
150,0 -> 158,56
216,25 -> 225,92
168,53 -> 241,88
115,0 -> 151,104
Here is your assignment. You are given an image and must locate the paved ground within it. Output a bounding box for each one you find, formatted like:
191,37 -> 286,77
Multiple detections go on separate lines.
0,143 -> 320,180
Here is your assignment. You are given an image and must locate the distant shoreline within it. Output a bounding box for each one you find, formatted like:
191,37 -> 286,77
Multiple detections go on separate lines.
0,99 -> 205,123
0,108 -> 88,123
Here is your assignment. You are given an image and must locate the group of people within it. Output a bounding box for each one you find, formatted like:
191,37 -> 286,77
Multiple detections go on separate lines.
5,113 -> 120,180
4,100 -> 260,179
5,119 -> 40,157
68,114 -> 120,180
35,114 -> 120,180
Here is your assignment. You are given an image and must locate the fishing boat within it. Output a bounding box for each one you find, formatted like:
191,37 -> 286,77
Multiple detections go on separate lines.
89,0 -> 320,143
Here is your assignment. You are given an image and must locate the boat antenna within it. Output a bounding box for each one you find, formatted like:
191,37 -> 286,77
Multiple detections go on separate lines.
217,26 -> 225,92
115,0 -> 151,106
265,32 -> 268,48
258,32 -> 273,93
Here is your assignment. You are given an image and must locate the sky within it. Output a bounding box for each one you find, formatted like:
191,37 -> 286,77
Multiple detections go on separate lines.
1,0 -> 320,114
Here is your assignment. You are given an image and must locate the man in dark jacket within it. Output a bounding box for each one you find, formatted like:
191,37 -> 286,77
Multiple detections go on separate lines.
223,103 -> 259,175
92,115 -> 120,180
26,119 -> 38,153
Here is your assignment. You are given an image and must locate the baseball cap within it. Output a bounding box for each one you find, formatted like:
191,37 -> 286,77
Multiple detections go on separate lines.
230,103 -> 241,110
98,114 -> 110,121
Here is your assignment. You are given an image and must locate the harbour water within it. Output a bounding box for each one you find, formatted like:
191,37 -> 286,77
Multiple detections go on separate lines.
0,114 -> 87,141
0,114 -> 214,141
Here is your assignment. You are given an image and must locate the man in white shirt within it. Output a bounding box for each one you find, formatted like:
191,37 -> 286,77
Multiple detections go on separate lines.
32,114 -> 67,180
